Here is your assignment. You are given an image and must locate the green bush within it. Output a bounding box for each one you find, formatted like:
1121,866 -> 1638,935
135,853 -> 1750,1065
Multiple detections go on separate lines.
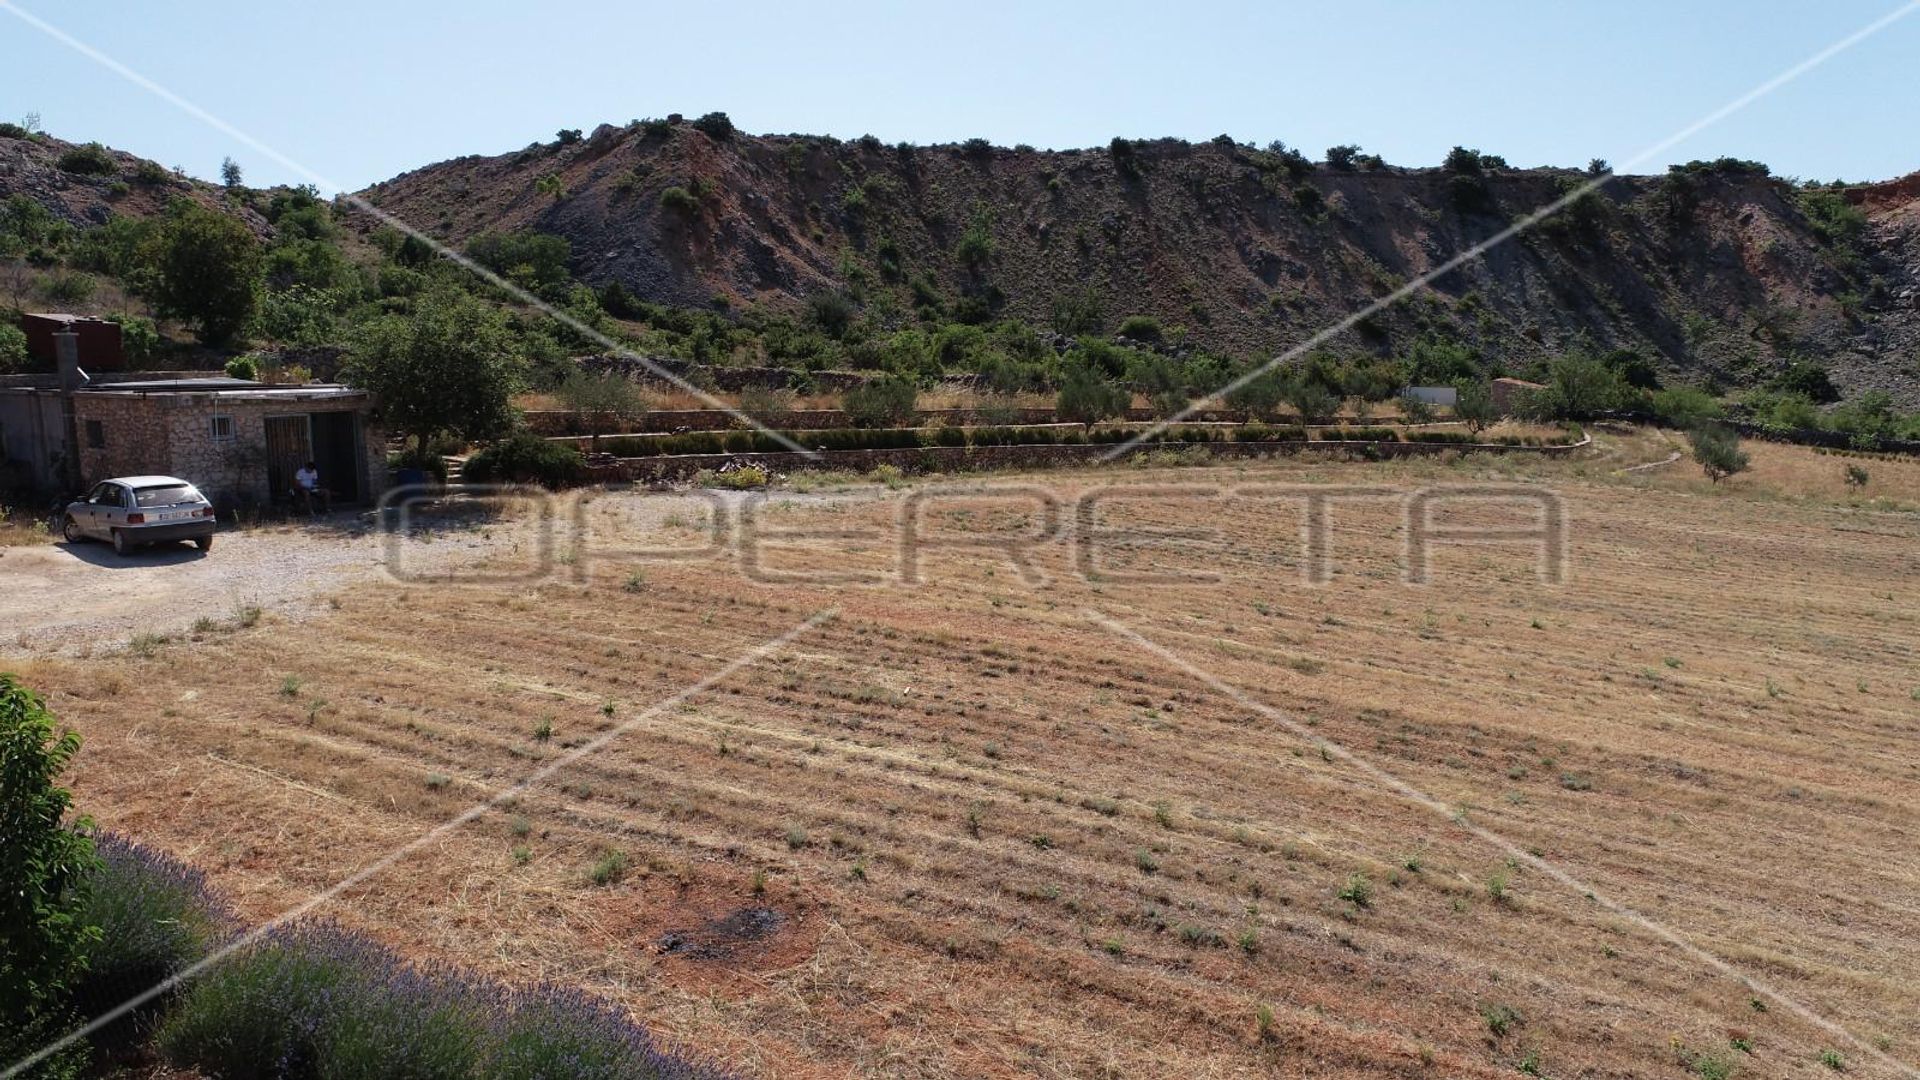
1406,429 -> 1476,443
224,354 -> 260,381
56,142 -> 117,176
691,112 -> 734,140
658,186 -> 700,215
1650,386 -> 1722,428
0,674 -> 101,1080
0,322 -> 28,374
70,835 -> 231,1045
1116,315 -> 1162,343
702,465 -> 769,490
842,375 -> 919,427
461,434 -> 586,488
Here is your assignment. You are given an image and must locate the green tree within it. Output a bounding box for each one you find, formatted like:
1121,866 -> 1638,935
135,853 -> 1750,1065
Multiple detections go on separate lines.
464,231 -> 572,293
143,200 -> 262,346
344,287 -> 524,451
1688,424 -> 1749,483
842,374 -> 919,427
1452,380 -> 1497,433
219,156 -> 243,189
554,369 -> 650,452
1225,369 -> 1288,422
1283,376 -> 1340,425
1540,354 -> 1629,419
1056,366 -> 1129,428
0,674 -> 102,1078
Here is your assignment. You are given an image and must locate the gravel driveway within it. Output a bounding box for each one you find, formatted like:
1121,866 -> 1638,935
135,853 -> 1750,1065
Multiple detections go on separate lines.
0,513 -> 517,655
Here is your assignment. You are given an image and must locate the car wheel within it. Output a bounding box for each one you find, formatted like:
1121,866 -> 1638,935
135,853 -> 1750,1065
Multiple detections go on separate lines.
194,535 -> 213,552
62,516 -> 84,543
111,529 -> 133,556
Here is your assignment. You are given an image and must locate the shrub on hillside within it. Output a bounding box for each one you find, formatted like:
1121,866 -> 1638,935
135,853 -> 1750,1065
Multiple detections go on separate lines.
691,112 -> 734,140
658,186 -> 700,215
1116,315 -> 1163,343
461,434 -> 586,488
1766,359 -> 1839,404
57,142 -> 117,176
842,375 -> 919,428
1650,386 -> 1722,428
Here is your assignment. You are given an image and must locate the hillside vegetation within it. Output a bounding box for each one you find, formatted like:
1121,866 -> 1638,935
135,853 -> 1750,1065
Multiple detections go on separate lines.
4,116 -> 1920,415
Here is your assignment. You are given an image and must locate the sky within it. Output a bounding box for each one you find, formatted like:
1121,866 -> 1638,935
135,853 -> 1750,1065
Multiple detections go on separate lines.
3,0 -> 1918,193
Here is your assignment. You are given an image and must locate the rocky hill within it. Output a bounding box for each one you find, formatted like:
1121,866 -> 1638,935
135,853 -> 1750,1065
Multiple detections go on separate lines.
0,129 -> 264,235
6,119 -> 1920,401
359,118 -> 1920,400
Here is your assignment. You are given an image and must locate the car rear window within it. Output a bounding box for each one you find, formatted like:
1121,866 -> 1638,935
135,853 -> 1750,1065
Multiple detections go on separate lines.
132,485 -> 199,508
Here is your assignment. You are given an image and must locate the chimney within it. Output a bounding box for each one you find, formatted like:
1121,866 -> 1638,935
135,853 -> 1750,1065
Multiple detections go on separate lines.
55,329 -> 87,391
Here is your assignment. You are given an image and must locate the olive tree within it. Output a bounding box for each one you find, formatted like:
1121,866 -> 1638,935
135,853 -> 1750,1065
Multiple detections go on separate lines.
554,369 -> 650,451
1688,423 -> 1749,483
1453,380 -> 1498,433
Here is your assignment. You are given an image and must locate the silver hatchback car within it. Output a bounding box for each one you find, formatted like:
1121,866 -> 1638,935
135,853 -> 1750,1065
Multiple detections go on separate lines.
61,475 -> 216,555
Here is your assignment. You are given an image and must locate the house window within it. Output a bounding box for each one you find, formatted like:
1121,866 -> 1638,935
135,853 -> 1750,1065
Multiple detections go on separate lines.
210,414 -> 236,442
84,419 -> 105,449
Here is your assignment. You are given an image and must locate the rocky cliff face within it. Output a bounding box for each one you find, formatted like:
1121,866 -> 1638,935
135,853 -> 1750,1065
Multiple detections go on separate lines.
358,121 -> 1920,399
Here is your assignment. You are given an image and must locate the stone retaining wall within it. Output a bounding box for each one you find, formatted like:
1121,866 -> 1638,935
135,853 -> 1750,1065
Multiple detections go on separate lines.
526,406 -> 1255,436
602,434 -> 1589,484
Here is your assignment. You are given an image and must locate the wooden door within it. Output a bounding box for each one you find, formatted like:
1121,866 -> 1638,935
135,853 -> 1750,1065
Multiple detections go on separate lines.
263,414 -> 312,498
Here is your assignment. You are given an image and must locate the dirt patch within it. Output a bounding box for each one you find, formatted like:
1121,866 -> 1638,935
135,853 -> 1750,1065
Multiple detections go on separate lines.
657,905 -> 785,959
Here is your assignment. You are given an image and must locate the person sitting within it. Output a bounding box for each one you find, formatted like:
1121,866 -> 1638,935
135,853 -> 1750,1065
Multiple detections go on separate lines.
292,461 -> 332,515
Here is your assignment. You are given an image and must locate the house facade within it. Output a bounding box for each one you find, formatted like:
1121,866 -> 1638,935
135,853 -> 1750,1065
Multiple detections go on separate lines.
0,376 -> 384,509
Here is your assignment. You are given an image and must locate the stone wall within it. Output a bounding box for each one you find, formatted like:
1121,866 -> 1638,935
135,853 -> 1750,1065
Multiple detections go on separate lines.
71,394 -> 384,506
523,406 -> 1252,436
609,433 -> 1590,483
74,395 -> 172,485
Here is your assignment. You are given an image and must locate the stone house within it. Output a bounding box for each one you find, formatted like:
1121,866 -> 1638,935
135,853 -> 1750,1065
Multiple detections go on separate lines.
0,375 -> 384,508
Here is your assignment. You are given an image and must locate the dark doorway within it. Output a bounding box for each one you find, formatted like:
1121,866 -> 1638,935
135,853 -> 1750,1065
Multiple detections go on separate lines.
311,411 -> 362,504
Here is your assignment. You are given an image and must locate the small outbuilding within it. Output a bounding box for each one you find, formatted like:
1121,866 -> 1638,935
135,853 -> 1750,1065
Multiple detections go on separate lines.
1490,377 -> 1548,415
1,374 -> 383,510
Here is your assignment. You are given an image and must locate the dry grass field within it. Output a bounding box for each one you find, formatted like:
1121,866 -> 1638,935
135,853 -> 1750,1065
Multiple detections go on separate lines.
8,429 -> 1920,1079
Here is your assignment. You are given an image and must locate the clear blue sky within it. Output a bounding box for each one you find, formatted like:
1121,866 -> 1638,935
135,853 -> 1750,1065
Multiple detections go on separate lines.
4,0 -> 1918,193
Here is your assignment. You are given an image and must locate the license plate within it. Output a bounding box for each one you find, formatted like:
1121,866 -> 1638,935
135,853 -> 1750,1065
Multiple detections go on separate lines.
160,510 -> 195,521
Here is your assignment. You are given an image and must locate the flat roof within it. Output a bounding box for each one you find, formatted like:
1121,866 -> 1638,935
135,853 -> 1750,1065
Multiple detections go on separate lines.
78,380 -> 369,402
1,380 -> 369,404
